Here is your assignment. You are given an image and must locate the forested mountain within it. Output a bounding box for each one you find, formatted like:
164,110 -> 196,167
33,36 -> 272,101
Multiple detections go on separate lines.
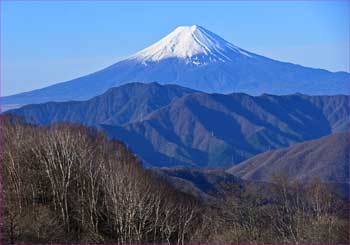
228,132 -> 350,183
7,82 -> 195,126
7,83 -> 350,168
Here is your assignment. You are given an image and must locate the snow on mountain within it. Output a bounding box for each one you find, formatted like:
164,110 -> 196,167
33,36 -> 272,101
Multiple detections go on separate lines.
2,25 -> 350,111
129,25 -> 253,65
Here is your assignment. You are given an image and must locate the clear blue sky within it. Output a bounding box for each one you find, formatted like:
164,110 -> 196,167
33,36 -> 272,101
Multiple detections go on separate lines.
1,1 -> 349,96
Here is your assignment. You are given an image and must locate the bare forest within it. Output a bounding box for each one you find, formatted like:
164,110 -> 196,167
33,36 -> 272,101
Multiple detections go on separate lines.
1,115 -> 349,244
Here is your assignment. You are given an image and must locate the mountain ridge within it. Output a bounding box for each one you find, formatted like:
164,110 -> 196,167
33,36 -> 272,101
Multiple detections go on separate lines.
7,82 -> 349,168
105,90 -> 349,167
7,82 -> 195,126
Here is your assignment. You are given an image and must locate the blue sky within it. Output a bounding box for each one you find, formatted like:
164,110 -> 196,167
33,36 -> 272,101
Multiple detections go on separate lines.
1,1 -> 349,96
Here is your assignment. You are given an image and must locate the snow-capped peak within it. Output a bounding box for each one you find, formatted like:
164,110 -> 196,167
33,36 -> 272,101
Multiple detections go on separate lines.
129,25 -> 253,65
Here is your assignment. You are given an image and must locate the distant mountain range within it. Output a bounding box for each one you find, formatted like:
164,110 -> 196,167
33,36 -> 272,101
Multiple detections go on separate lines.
228,132 -> 350,184
7,82 -> 350,168
2,25 -> 349,111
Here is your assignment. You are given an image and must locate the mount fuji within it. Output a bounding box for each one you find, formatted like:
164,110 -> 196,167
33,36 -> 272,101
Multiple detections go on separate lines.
2,25 -> 349,110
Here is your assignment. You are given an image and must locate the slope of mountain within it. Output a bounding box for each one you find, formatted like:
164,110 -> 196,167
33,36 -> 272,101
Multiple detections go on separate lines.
150,167 -> 243,201
2,25 -> 349,111
6,83 -> 350,168
228,133 -> 350,183
6,82 -> 195,126
100,91 -> 350,167
152,166 -> 319,202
